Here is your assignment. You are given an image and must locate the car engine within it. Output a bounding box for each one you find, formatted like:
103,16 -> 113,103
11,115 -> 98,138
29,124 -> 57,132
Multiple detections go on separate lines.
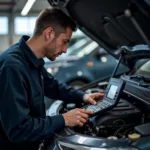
72,98 -> 143,139
56,74 -> 150,140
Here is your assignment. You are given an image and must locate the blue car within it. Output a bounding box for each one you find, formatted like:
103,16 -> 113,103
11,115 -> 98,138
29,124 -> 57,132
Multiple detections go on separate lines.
45,40 -> 128,89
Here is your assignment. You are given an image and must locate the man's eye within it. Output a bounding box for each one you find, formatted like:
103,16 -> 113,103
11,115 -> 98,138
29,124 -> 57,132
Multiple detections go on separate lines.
64,41 -> 68,44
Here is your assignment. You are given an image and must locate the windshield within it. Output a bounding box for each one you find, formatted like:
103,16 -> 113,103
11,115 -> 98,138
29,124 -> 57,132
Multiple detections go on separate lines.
134,60 -> 150,77
70,41 -> 99,57
60,38 -> 91,57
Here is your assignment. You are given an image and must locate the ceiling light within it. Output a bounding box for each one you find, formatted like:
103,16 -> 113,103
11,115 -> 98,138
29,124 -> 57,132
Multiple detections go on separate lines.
21,0 -> 36,16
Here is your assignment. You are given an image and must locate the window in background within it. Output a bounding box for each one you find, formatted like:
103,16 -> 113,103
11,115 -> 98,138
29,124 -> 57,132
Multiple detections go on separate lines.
0,16 -> 8,35
14,17 -> 36,35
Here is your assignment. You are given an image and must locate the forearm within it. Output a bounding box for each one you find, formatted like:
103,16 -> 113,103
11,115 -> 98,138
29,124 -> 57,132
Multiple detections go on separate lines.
58,82 -> 85,104
2,115 -> 65,144
43,67 -> 85,104
44,75 -> 85,104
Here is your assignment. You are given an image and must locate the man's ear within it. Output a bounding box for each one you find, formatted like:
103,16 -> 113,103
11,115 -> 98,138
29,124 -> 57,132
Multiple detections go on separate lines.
44,27 -> 55,41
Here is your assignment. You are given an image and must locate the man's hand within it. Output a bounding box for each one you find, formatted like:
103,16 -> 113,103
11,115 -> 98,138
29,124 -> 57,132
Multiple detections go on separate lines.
62,108 -> 92,127
83,93 -> 104,105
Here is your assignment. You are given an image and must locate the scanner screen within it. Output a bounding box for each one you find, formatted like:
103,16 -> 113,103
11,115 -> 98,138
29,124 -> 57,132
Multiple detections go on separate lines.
107,85 -> 118,100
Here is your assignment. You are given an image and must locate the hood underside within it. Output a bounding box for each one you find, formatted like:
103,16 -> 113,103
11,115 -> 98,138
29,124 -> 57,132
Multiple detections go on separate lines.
48,0 -> 150,66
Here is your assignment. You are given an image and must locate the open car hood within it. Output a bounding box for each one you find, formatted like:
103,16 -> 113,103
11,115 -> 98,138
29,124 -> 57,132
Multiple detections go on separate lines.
48,0 -> 150,67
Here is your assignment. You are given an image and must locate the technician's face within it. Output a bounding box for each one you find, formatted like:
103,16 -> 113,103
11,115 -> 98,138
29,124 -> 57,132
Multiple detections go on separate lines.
46,27 -> 72,61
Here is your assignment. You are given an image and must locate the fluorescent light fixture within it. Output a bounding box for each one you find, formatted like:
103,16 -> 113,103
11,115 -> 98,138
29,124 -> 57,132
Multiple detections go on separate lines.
21,0 -> 36,16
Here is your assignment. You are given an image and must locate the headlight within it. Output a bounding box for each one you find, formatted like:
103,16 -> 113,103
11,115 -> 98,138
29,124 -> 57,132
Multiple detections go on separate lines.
47,67 -> 59,75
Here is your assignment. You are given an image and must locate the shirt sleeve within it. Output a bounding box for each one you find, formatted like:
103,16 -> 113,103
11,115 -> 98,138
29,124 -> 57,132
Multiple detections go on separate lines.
42,67 -> 85,104
0,66 -> 65,144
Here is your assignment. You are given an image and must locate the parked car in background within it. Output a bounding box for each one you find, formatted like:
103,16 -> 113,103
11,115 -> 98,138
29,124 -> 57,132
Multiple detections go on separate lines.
45,39 -> 128,89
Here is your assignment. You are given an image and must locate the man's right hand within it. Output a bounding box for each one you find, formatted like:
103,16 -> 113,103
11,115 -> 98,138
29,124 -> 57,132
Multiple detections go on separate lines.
62,108 -> 93,127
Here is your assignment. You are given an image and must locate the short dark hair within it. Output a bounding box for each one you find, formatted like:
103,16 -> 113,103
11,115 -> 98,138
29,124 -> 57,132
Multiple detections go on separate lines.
33,7 -> 77,36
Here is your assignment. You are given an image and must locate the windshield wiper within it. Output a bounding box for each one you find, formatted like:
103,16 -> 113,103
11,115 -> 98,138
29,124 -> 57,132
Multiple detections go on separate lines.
129,75 -> 150,88
122,75 -> 150,88
130,75 -> 150,82
139,83 -> 150,88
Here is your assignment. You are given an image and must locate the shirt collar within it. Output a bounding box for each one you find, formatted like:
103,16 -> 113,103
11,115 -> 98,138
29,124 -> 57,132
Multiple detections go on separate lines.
19,35 -> 45,68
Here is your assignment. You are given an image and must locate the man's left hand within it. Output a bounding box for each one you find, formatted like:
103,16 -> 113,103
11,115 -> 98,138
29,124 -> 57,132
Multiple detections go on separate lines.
83,93 -> 104,105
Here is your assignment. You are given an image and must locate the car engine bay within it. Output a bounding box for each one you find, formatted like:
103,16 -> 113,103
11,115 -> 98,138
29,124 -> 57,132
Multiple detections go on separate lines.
61,79 -> 150,140
46,71 -> 150,142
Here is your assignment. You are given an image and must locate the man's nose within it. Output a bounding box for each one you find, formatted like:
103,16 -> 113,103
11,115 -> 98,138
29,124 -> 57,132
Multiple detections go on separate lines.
62,46 -> 67,53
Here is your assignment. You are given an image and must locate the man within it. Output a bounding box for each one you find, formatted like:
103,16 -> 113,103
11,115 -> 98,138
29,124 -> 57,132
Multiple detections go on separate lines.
0,7 -> 103,150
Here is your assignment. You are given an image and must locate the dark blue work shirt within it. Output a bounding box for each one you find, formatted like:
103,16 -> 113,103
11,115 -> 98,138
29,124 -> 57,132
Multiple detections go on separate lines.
0,35 -> 84,150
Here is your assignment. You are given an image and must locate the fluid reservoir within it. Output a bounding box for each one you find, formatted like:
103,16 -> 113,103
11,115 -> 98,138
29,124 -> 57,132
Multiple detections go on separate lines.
128,133 -> 141,141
